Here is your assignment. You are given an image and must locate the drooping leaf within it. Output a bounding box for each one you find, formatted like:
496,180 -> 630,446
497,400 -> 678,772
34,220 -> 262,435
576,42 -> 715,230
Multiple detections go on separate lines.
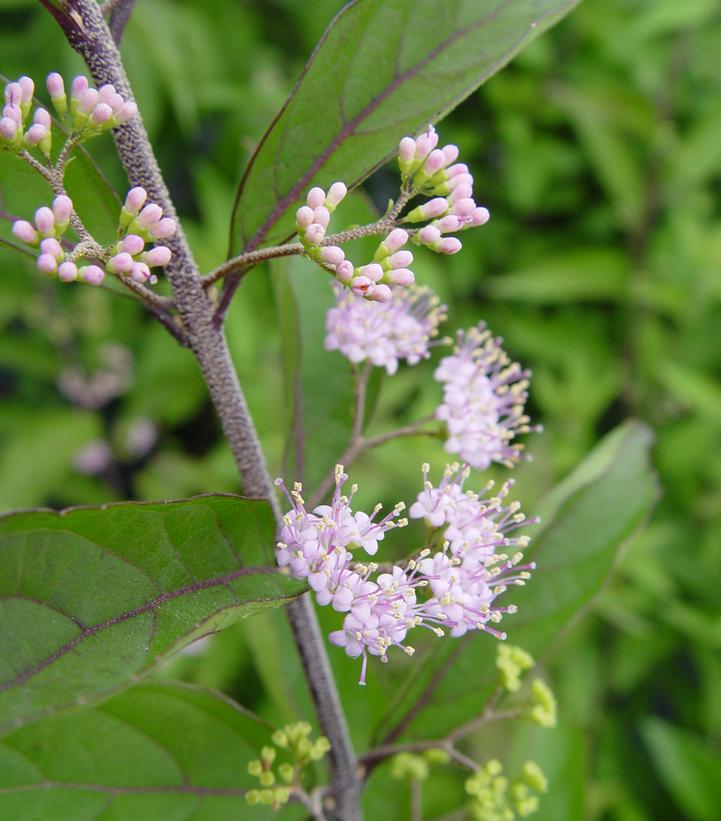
0,681 -> 299,821
230,0 -> 580,253
374,421 -> 658,742
0,495 -> 304,734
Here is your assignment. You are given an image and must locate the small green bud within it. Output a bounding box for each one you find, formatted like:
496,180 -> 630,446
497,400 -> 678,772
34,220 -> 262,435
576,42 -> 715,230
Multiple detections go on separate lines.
423,747 -> 450,765
520,760 -> 548,793
273,787 -> 291,806
247,759 -> 262,778
272,729 -> 288,748
245,789 -> 260,806
261,746 -> 276,765
259,770 -> 275,787
278,762 -> 295,783
529,679 -> 557,728
259,788 -> 275,805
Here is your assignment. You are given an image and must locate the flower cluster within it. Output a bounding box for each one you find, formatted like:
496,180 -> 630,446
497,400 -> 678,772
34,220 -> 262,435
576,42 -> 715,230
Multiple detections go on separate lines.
325,283 -> 447,374
435,323 -> 538,470
296,183 -> 416,301
399,125 -> 490,255
11,188 -> 175,286
0,73 -> 136,157
276,463 -> 534,684
465,759 -> 548,820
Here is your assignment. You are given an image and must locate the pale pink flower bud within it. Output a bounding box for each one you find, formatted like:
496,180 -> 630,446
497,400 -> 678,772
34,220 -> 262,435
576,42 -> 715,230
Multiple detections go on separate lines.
131,262 -> 151,282
468,207 -> 490,226
313,206 -> 330,228
335,260 -> 354,283
46,72 -> 65,99
148,218 -> 177,240
442,144 -> 459,165
143,245 -> 171,267
423,149 -> 447,175
136,203 -> 162,228
377,228 -> 408,257
36,253 -> 57,274
415,125 -> 438,158
305,223 -> 326,245
124,187 -> 147,215
57,261 -> 78,282
18,76 -> 34,103
326,182 -> 347,208
114,101 -> 137,124
350,275 -> 373,296
40,237 -> 63,259
12,220 -> 38,245
80,265 -> 105,285
108,252 -> 134,273
52,195 -> 73,227
120,234 -> 145,255
399,136 -> 416,162
385,268 -> 415,286
78,88 -> 99,114
449,183 -> 473,203
418,225 -> 441,245
356,263 -> 384,282
368,283 -> 392,302
451,198 -> 476,217
107,92 -> 125,113
446,163 -> 469,178
406,197 -> 449,223
438,237 -> 462,254
34,206 -> 55,236
2,104 -> 21,124
71,75 -> 89,100
4,82 -> 22,106
33,108 -> 51,128
0,117 -> 17,140
446,173 -> 473,191
306,187 -> 325,209
97,84 -> 117,105
436,215 -> 463,233
386,249 -> 413,269
24,123 -> 48,146
296,205 -> 314,229
319,245 -> 345,265
90,103 -> 113,126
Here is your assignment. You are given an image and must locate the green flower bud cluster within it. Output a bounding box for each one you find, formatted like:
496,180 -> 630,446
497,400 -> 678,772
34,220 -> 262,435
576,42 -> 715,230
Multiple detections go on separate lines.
245,722 -> 331,812
496,644 -> 535,692
528,679 -> 557,728
389,748 -> 450,782
465,759 -> 548,820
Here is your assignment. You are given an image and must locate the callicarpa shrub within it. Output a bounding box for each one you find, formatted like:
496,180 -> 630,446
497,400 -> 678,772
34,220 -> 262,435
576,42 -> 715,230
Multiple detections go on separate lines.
0,2 -> 657,820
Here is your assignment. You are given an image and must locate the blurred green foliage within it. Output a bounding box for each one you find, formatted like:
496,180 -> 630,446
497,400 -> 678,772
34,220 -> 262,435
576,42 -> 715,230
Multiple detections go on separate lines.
1,0 -> 720,818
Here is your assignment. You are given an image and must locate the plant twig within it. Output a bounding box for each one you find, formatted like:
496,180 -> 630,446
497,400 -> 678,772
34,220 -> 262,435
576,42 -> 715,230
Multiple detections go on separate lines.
46,2 -> 361,818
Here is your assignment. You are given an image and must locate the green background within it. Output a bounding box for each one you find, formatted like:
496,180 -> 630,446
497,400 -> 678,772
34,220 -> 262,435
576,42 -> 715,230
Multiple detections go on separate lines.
1,0 -> 720,818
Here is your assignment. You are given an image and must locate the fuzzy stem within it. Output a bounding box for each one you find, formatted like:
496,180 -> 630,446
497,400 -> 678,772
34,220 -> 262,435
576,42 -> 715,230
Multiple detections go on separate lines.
46,2 -> 360,817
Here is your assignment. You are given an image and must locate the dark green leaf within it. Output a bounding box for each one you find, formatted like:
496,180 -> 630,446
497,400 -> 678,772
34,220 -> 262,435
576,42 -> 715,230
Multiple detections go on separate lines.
0,495 -> 304,734
0,681 -> 296,821
230,0 -> 579,253
374,421 -> 658,742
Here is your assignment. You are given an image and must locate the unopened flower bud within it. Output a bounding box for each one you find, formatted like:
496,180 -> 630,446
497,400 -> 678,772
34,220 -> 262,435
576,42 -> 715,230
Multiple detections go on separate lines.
79,264 -> 105,285
449,183 -> 473,203
108,252 -> 134,273
113,101 -> 137,124
399,136 -> 416,162
78,87 -> 99,115
417,225 -> 441,245
385,268 -> 415,285
405,197 -> 448,223
319,245 -> 345,265
33,108 -> 51,129
71,75 -> 89,100
34,206 -> 55,236
442,144 -> 459,165
57,261 -> 78,282
436,215 -> 463,233
374,227 -> 408,260
136,203 -> 162,228
12,220 -> 38,245
306,187 -> 325,209
304,223 -> 325,245
36,253 -> 57,274
296,205 -> 314,230
4,82 -> 22,107
368,283 -> 392,302
313,206 -> 330,228
326,181 -> 347,209
40,238 -> 63,260
124,187 -> 147,215
438,237 -> 462,254
422,148 -> 447,175
130,261 -> 151,282
52,195 -> 73,230
414,125 -> 438,159
450,197 -> 476,217
350,275 -> 373,296
143,245 -> 171,267
120,234 -> 145,255
24,123 -> 48,147
0,117 -> 17,141
148,218 -> 177,240
335,259 -> 354,283
468,206 -> 490,227
356,263 -> 383,282
46,72 -> 67,115
18,76 -> 34,105
90,103 -> 113,126
97,84 -> 116,105
386,250 -> 413,269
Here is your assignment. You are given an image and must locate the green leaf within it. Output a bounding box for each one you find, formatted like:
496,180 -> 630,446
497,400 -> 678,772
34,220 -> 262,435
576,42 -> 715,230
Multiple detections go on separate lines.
0,495 -> 304,735
374,421 -> 658,742
230,0 -> 579,253
642,717 -> 721,821
0,681 -> 295,821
